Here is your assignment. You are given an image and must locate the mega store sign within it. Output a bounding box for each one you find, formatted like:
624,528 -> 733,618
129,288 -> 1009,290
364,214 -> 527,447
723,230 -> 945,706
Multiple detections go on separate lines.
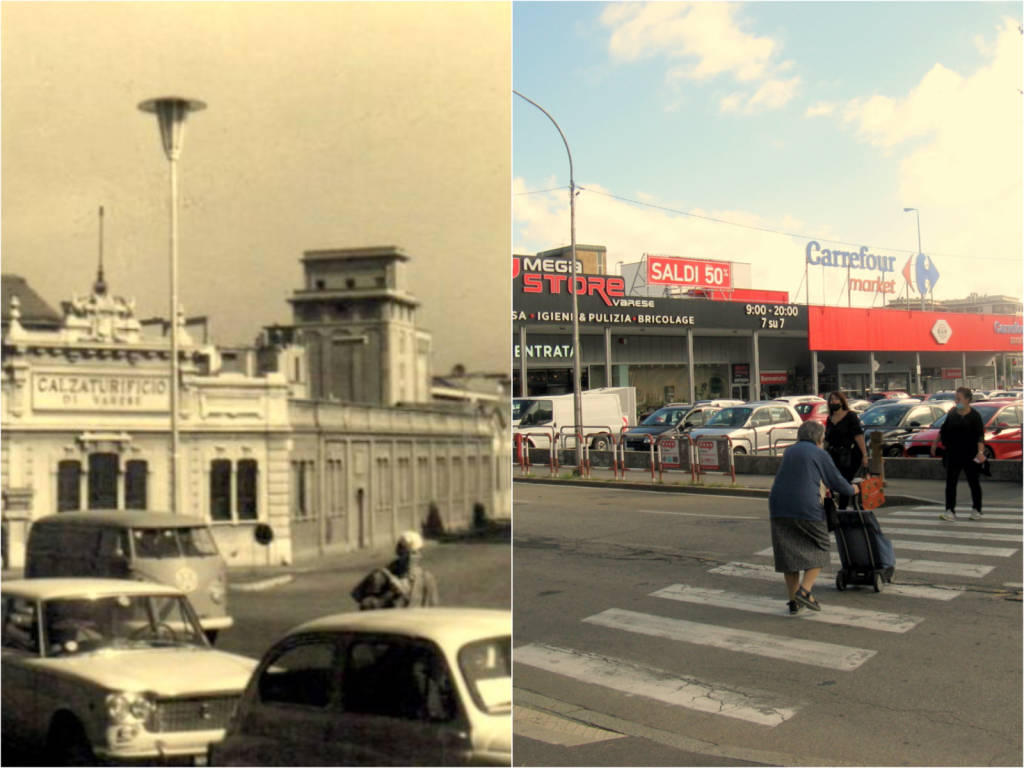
808,306 -> 1023,352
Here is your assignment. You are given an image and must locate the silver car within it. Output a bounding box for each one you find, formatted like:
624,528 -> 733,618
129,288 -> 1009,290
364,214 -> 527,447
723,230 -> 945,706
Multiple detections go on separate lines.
689,401 -> 802,455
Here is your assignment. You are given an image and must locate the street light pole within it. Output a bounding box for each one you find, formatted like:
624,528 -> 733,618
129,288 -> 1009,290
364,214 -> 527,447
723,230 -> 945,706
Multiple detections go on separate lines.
139,96 -> 206,515
903,207 -> 923,311
514,90 -> 584,469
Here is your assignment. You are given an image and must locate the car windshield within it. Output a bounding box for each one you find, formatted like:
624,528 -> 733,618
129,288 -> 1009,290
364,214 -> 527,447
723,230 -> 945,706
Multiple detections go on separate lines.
973,405 -> 1002,425
458,635 -> 511,715
860,406 -> 914,427
511,399 -> 526,422
794,403 -> 819,416
705,407 -> 752,428
640,407 -> 686,427
517,399 -> 553,427
42,594 -> 207,657
132,527 -> 219,559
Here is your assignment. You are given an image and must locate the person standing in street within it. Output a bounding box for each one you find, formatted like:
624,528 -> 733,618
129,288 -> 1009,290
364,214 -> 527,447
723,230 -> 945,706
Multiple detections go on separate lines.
823,391 -> 869,509
351,531 -> 440,609
933,387 -> 986,521
770,420 -> 859,614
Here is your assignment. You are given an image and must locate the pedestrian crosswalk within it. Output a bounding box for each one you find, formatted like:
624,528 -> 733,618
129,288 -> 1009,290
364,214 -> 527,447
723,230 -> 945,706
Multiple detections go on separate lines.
515,503 -> 1020,743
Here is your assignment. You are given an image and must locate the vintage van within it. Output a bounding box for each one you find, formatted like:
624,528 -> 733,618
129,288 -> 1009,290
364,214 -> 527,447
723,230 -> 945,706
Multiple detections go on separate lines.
25,511 -> 232,641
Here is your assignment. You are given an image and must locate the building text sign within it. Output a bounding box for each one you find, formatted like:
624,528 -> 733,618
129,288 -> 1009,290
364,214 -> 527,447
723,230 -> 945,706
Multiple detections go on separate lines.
33,372 -> 170,412
647,255 -> 732,289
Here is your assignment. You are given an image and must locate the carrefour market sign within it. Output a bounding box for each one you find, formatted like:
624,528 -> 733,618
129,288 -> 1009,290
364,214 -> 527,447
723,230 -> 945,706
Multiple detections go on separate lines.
805,241 -> 898,273
33,372 -> 170,412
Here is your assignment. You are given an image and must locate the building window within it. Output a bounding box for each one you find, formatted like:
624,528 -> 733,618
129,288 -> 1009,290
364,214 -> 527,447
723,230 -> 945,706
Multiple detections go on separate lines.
88,453 -> 118,509
210,460 -> 232,522
57,460 -> 81,512
125,460 -> 148,510
292,461 -> 314,521
237,460 -> 258,520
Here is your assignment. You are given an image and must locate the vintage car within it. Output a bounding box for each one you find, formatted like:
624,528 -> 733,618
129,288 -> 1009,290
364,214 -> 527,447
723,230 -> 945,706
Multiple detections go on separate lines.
210,608 -> 511,766
1,578 -> 257,766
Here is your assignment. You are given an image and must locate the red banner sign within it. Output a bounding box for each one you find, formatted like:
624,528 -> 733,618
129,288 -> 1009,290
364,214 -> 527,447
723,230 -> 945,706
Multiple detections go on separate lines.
942,368 -> 963,379
760,371 -> 789,385
808,307 -> 1023,353
647,255 -> 732,289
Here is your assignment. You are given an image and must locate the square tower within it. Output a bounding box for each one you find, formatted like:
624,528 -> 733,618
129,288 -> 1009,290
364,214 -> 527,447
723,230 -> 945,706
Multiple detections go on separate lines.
288,246 -> 431,405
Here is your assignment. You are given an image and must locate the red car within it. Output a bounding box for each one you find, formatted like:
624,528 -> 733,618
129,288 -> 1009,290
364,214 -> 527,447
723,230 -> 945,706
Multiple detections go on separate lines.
795,401 -> 830,424
901,400 -> 1023,459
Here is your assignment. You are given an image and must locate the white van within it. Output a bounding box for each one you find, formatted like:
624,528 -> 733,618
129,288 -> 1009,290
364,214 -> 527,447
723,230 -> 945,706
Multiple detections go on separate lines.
514,392 -> 625,450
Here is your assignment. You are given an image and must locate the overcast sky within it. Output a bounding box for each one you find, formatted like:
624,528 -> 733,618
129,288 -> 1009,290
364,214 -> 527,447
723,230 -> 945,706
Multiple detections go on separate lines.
2,2 -> 510,374
514,2 -> 1022,307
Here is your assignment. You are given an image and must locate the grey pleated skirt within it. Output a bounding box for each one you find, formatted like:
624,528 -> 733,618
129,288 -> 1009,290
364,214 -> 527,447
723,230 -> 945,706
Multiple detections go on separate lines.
770,517 -> 831,572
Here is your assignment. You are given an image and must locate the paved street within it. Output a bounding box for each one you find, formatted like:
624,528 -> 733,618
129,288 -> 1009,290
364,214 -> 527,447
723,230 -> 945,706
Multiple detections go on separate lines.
513,482 -> 1022,766
217,526 -> 510,660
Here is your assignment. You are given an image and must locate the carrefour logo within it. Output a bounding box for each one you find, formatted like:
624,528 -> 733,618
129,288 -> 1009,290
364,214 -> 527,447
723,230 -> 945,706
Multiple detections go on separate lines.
931,319 -> 953,345
994,321 -> 1023,335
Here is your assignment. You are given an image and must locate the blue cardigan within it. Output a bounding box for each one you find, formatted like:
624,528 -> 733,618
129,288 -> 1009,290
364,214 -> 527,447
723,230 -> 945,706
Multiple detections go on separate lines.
769,440 -> 858,521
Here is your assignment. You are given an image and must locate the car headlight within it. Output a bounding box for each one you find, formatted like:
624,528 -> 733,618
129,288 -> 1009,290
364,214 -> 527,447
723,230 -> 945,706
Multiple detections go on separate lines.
106,692 -> 154,723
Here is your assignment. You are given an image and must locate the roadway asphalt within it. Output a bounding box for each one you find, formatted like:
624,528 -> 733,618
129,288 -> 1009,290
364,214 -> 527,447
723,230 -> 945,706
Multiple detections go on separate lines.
513,482 -> 1022,767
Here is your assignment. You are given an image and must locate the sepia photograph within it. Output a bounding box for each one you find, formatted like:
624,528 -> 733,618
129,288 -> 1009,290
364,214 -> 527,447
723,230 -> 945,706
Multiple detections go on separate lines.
1,2 -> 510,766
512,2 -> 1022,766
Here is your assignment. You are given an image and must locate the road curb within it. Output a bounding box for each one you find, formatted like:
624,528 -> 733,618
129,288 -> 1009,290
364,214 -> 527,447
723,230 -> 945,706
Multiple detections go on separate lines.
513,476 -> 939,508
229,574 -> 294,592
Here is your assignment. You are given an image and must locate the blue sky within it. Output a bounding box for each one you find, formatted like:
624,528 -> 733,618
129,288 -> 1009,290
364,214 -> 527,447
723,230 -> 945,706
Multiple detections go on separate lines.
514,2 -> 1022,305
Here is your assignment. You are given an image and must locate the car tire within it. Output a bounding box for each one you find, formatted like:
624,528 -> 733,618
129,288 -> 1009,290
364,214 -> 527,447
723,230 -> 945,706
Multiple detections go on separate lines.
732,447 -> 746,455
885,445 -> 902,457
983,445 -> 995,460
47,715 -> 96,767
205,629 -> 219,645
590,437 -> 610,451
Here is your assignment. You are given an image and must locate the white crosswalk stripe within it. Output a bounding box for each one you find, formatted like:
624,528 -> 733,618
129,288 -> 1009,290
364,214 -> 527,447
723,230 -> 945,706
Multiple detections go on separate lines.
881,517 -> 1022,530
514,643 -> 801,727
582,608 -> 877,671
910,506 -> 1021,513
650,584 -> 923,632
902,510 -> 1020,520
708,562 -> 964,601
882,526 -> 1022,542
513,704 -> 626,746
890,539 -> 1018,556
753,548 -> 995,577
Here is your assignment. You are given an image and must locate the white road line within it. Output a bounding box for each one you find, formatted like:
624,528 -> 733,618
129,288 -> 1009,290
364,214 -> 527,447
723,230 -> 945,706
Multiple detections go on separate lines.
1004,582 -> 1023,589
519,485 -> 770,503
753,548 -> 995,578
513,705 -> 626,746
708,562 -> 964,601
891,539 -> 1018,557
882,527 -> 1023,543
636,509 -> 758,520
881,517 -> 1022,530
650,584 -> 923,633
906,509 -> 1021,519
514,644 -> 800,728
582,608 -> 877,672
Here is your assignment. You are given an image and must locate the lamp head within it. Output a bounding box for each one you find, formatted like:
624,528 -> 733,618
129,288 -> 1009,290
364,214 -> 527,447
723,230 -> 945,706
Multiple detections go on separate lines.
138,96 -> 206,161
903,207 -> 916,213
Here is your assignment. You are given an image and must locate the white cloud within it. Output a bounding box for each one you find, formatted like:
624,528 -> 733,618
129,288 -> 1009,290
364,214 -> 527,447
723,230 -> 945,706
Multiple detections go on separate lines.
600,2 -> 797,112
837,17 -> 1022,273
805,101 -> 837,118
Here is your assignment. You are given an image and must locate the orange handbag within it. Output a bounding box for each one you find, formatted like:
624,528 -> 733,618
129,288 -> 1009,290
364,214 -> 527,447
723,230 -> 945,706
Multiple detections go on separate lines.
859,475 -> 886,510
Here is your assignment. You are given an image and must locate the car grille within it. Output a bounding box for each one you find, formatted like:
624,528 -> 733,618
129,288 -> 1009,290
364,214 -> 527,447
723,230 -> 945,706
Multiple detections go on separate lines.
147,695 -> 238,732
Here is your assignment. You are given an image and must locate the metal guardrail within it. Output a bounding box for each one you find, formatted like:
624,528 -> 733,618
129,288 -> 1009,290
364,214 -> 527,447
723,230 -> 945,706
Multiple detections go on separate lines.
516,429 -> 557,476
768,426 -> 799,456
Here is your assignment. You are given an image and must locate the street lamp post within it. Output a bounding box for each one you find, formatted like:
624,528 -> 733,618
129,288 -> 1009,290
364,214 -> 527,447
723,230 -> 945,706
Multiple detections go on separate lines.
903,207 -> 924,311
514,90 -> 584,469
139,96 -> 206,515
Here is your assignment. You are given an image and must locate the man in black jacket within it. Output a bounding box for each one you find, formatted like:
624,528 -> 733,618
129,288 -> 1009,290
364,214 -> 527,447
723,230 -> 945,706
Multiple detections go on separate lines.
932,387 -> 986,521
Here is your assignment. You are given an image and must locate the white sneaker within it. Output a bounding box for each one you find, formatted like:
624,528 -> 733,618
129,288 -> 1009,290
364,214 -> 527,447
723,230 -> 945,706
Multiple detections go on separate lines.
969,510 -> 983,520
939,510 -> 958,521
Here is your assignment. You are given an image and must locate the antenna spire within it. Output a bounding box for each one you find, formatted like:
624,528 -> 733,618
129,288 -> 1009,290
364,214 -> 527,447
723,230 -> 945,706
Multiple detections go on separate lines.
94,205 -> 107,295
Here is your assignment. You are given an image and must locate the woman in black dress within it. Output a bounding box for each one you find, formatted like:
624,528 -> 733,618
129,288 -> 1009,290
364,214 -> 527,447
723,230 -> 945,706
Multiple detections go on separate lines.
823,391 -> 869,509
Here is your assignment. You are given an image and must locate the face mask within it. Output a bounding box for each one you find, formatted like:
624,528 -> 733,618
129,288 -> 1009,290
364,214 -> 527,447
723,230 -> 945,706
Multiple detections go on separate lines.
828,402 -> 841,413
956,402 -> 968,412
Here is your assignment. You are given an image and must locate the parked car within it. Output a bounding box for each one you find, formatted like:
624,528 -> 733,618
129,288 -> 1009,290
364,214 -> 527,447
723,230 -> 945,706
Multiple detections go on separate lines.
689,401 -> 802,455
866,391 -> 910,403
988,390 -> 1023,400
847,399 -> 872,413
774,395 -> 825,407
0,578 -> 256,766
860,401 -> 954,456
210,608 -> 511,767
514,392 -> 624,450
25,511 -> 233,642
902,400 -> 1023,459
797,401 -> 831,425
622,401 -> 741,451
925,391 -> 957,402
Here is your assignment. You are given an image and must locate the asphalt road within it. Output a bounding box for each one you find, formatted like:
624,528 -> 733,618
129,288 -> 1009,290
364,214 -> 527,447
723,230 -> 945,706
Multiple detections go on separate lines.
219,527 -> 511,660
513,483 -> 1023,767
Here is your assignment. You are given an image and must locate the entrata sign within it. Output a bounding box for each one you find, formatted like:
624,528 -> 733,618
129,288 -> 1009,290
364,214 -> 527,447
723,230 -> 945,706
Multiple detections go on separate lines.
647,255 -> 732,289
